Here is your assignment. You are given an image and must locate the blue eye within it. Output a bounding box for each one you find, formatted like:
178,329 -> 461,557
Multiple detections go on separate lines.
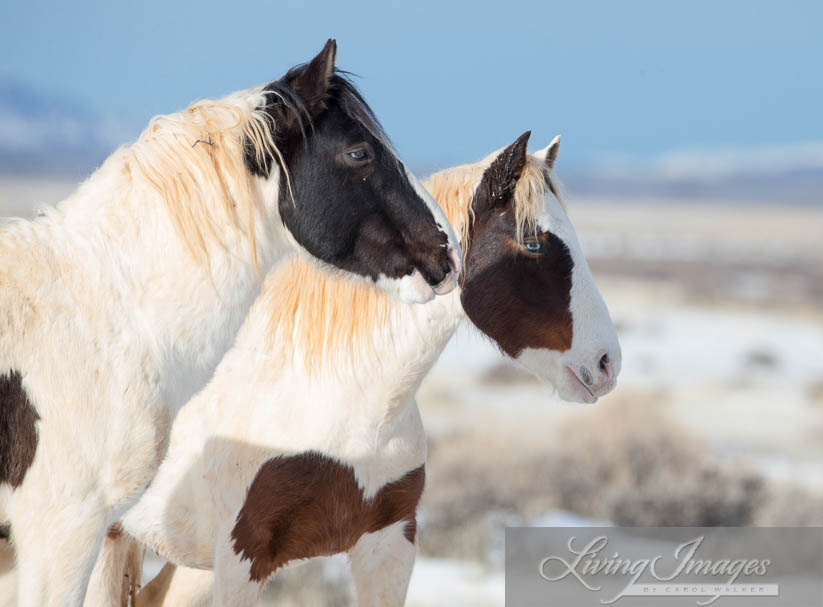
347,149 -> 368,161
523,239 -> 542,253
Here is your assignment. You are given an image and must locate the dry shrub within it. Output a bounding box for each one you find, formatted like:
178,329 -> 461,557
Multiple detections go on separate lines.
808,380 -> 823,405
420,396 -> 765,561
420,430 -> 556,560
755,484 -> 823,526
742,348 -> 780,371
547,401 -> 764,526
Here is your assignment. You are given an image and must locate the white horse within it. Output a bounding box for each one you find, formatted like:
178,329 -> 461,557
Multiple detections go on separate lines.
90,131 -> 620,606
0,39 -> 460,606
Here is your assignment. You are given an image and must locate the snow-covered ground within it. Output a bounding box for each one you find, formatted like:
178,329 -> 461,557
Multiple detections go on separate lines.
1,183 -> 821,605
402,200 -> 823,603
422,283 -> 823,479
420,197 -> 823,483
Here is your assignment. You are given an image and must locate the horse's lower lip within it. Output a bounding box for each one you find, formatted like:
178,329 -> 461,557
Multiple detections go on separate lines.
432,272 -> 454,294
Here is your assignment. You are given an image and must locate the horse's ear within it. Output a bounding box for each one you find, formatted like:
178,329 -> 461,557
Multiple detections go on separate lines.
290,39 -> 338,117
535,135 -> 561,171
483,130 -> 531,208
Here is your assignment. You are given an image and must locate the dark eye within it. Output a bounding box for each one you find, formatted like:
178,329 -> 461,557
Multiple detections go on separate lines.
341,142 -> 374,166
346,148 -> 369,161
523,238 -> 543,253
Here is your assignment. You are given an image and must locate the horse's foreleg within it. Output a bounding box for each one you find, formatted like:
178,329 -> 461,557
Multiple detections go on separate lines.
10,488 -> 108,607
349,521 -> 416,607
212,528 -> 261,607
83,525 -> 142,607
135,563 -> 213,607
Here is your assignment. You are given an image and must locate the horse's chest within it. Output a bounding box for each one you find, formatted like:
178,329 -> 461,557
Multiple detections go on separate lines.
157,296 -> 254,415
230,451 -> 424,583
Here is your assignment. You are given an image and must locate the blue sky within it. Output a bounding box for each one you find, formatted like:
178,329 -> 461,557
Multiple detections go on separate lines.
2,0 -> 821,170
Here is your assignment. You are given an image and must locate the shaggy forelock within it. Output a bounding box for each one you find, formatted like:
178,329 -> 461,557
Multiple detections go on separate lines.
262,68 -> 397,160
426,154 -> 563,252
331,71 -> 396,155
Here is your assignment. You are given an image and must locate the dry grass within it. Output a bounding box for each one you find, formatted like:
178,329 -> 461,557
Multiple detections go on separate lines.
420,396 -> 769,562
742,348 -> 780,371
260,560 -> 353,607
479,361 -> 540,386
808,381 -> 823,405
545,401 -> 765,527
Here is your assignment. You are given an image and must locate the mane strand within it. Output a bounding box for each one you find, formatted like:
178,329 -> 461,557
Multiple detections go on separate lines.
122,92 -> 283,273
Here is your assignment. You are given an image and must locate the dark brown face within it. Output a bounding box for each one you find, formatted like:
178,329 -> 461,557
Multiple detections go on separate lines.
459,131 -> 574,358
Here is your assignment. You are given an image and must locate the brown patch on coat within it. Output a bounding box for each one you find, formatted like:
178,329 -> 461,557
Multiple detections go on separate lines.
231,452 -> 425,583
461,228 -> 573,356
0,371 -> 40,488
459,134 -> 574,357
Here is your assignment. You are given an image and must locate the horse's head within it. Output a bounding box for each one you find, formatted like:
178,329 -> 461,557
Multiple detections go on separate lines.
460,132 -> 621,403
247,40 -> 460,304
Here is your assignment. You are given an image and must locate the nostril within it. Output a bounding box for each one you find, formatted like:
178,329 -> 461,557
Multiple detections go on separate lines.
597,354 -> 614,383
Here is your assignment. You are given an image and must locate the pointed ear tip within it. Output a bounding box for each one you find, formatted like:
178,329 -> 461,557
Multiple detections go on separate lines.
551,134 -> 562,144
513,130 -> 531,150
320,39 -> 338,61
317,39 -> 337,74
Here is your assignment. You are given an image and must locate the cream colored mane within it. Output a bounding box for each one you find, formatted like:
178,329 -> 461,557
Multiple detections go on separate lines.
263,154 -> 554,370
117,89 -> 283,271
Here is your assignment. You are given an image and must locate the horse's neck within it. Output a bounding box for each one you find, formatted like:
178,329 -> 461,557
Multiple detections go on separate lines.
18,159 -> 287,410
259,288 -> 463,439
204,288 -> 462,496
362,292 -> 464,397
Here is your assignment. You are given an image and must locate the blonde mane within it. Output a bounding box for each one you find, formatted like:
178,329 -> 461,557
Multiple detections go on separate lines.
264,153 -> 555,371
121,90 -> 282,271
426,153 -> 553,248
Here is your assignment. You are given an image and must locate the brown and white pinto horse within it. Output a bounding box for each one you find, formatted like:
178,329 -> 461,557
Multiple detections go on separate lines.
0,40 -> 460,607
91,132 -> 620,606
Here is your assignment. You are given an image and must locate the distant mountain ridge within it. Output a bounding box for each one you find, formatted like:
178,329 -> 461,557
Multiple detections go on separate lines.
1,79 -> 820,204
0,78 -> 137,176
565,167 -> 823,205
566,142 -> 823,204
